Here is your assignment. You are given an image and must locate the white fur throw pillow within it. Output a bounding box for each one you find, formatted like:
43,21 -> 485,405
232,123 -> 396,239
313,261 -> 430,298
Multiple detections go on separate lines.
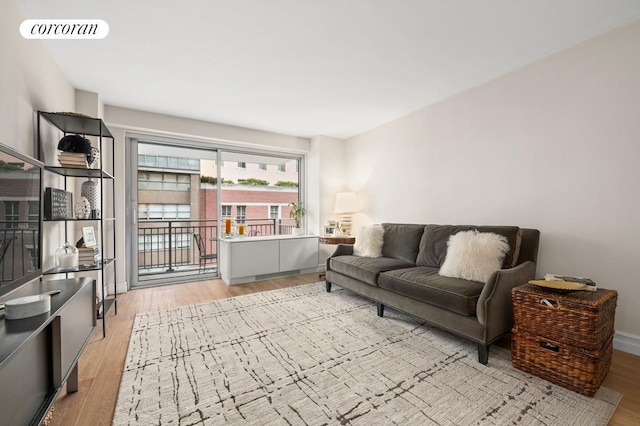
439,230 -> 510,283
353,225 -> 384,257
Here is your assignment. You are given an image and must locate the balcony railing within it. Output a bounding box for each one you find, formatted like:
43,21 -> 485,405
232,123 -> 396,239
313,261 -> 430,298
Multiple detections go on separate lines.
0,222 -> 39,282
137,218 -> 296,276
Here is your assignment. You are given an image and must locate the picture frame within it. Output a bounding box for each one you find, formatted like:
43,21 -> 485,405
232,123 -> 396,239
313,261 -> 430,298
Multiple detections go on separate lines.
323,226 -> 336,236
326,220 -> 337,227
82,226 -> 97,247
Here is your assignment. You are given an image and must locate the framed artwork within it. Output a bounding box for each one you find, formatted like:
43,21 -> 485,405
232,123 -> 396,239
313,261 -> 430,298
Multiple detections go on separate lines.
82,226 -> 97,247
326,220 -> 337,227
323,226 -> 336,236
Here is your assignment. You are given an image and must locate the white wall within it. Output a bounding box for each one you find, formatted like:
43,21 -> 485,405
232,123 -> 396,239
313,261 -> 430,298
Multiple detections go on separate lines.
345,20 -> 640,341
0,0 -> 75,155
309,135 -> 347,264
0,1 -> 75,276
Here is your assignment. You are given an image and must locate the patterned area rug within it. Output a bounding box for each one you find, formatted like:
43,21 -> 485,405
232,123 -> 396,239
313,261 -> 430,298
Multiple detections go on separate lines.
113,283 -> 621,425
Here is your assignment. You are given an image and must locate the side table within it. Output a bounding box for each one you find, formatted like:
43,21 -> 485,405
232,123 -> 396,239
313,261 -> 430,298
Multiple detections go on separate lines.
319,236 -> 355,279
511,283 -> 617,396
319,236 -> 356,245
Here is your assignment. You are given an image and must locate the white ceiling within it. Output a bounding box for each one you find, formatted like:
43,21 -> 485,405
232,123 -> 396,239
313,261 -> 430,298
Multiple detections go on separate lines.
14,0 -> 640,139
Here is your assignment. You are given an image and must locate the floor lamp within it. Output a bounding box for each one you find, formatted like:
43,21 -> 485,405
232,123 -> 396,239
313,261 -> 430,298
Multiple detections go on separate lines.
335,192 -> 358,236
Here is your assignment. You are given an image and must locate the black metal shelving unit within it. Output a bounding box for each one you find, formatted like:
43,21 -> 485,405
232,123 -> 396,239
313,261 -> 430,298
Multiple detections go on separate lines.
37,111 -> 118,336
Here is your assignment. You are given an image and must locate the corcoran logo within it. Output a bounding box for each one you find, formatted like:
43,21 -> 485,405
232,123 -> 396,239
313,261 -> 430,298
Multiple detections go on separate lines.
20,19 -> 109,39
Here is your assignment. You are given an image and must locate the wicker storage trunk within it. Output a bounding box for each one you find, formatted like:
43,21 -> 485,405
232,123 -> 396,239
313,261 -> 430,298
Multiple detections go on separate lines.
512,330 -> 613,396
512,284 -> 617,350
511,284 -> 618,396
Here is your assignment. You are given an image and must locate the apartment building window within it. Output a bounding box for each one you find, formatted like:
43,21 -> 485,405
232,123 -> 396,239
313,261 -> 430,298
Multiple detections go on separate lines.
138,204 -> 191,220
236,205 -> 246,223
221,205 -> 231,217
138,154 -> 200,171
258,163 -> 267,171
278,163 -> 286,172
138,233 -> 191,252
237,162 -> 246,169
269,205 -> 279,219
138,172 -> 190,191
28,201 -> 39,228
4,201 -> 19,228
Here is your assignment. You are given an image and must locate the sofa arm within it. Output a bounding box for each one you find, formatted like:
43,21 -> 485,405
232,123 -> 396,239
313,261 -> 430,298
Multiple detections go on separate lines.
325,244 -> 354,271
476,261 -> 536,335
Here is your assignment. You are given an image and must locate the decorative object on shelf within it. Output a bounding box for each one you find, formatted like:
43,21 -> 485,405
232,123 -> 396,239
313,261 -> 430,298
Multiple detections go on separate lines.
55,241 -> 79,271
289,201 -> 306,235
73,196 -> 91,219
87,146 -> 100,168
57,151 -> 88,168
81,178 -> 99,218
57,134 -> 91,154
334,192 -> 358,236
82,226 -> 97,247
1,290 -> 61,320
78,246 -> 100,266
44,187 -> 73,220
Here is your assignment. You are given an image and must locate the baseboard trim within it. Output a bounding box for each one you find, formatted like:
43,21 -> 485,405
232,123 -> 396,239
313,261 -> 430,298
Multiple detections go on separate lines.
613,331 -> 640,356
107,281 -> 128,295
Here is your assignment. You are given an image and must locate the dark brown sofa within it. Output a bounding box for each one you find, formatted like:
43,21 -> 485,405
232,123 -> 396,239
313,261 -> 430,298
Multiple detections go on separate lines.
325,223 -> 540,364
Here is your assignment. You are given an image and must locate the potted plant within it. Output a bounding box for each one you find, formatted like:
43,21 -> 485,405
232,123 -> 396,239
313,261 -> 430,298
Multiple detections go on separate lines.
289,201 -> 306,235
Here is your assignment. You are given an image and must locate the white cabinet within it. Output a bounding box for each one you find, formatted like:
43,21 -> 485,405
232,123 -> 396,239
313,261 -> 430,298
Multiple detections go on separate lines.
220,235 -> 319,285
231,240 -> 279,277
280,238 -> 318,271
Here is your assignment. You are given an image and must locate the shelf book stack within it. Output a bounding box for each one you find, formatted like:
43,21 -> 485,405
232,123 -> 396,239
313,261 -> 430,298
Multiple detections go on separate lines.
78,246 -> 100,266
57,151 -> 88,168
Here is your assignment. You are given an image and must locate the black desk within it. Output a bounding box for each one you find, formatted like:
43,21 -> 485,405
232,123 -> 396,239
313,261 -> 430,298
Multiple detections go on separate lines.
0,277 -> 95,425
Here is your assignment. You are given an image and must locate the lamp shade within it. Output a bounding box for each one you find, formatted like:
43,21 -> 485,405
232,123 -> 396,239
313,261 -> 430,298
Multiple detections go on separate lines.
335,192 -> 358,214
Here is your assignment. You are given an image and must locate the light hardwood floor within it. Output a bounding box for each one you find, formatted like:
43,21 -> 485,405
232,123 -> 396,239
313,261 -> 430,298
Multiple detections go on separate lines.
49,274 -> 640,426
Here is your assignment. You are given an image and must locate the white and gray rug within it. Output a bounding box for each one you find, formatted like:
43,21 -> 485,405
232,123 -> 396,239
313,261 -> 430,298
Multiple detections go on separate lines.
113,283 -> 621,425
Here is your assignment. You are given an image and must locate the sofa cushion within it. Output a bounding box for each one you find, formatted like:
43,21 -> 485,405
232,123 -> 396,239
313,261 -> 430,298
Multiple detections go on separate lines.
381,223 -> 426,263
416,225 -> 474,268
477,226 -> 522,268
353,225 -> 384,257
416,224 -> 521,269
329,255 -> 415,286
439,230 -> 509,282
378,266 -> 485,316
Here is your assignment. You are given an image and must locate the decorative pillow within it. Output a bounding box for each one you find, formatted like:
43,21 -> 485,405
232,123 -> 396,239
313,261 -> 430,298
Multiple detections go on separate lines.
353,225 -> 384,258
439,230 -> 510,283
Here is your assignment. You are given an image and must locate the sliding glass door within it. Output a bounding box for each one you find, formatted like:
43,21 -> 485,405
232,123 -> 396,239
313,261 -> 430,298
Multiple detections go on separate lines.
128,139 -> 219,288
126,136 -> 304,289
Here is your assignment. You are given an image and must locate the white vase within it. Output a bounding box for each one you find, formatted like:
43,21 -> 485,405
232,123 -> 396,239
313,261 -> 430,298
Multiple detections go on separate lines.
292,227 -> 304,236
56,241 -> 78,270
81,179 -> 99,218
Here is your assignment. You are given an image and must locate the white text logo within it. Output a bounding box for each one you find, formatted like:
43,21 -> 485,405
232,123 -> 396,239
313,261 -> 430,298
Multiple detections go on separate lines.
20,19 -> 109,39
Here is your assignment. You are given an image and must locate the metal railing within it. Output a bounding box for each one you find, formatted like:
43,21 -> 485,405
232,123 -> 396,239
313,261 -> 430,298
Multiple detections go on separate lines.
0,222 -> 39,282
137,218 -> 296,276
